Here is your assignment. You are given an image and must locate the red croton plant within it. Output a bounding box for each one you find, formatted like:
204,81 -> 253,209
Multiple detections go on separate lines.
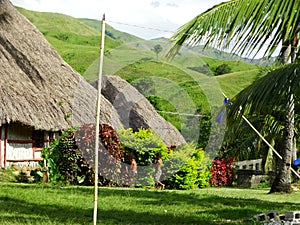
209,158 -> 234,187
75,124 -> 126,185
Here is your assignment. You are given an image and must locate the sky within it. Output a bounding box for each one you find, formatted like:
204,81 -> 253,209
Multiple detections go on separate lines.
10,0 -> 225,40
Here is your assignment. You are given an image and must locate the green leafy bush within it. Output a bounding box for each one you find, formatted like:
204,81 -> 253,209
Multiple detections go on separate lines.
118,127 -> 169,163
214,63 -> 232,75
119,128 -> 212,189
165,144 -> 211,190
118,127 -> 169,186
41,127 -> 93,185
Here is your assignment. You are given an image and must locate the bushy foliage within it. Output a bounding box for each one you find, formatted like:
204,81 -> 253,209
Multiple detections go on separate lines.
42,124 -> 126,186
75,124 -> 125,186
165,144 -> 211,190
214,63 -> 232,75
41,127 -> 93,185
42,125 -> 213,189
119,128 -> 212,189
118,127 -> 169,186
118,127 -> 169,164
209,158 -> 234,187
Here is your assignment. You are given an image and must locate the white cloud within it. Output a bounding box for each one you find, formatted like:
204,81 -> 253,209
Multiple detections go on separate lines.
10,0 -> 225,39
166,2 -> 178,8
150,1 -> 160,8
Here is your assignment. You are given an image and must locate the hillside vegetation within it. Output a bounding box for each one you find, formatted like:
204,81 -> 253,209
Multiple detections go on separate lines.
16,7 -> 262,136
17,7 -> 121,74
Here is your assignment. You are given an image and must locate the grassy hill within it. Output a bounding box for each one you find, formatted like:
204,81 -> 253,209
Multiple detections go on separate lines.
16,7 -> 262,138
78,18 -> 143,43
17,7 -> 121,74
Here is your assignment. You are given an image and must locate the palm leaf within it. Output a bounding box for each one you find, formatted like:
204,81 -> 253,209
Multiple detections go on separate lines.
166,0 -> 300,60
228,62 -> 300,123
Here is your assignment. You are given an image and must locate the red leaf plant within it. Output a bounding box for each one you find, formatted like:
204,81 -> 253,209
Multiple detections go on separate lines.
75,124 -> 126,186
209,157 -> 234,187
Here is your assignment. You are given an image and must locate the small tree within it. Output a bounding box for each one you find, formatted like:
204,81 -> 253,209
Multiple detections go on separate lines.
214,63 -> 231,75
152,44 -> 163,61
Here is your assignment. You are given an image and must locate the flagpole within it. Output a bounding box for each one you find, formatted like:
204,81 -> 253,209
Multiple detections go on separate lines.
94,13 -> 105,225
221,92 -> 300,179
241,114 -> 300,179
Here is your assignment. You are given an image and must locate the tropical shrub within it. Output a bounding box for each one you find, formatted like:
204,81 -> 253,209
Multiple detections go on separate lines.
118,127 -> 169,186
41,124 -> 125,186
75,124 -> 125,186
209,158 -> 234,187
41,127 -> 92,185
165,144 -> 211,190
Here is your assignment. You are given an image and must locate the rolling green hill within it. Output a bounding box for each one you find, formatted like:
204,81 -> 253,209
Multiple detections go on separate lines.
78,18 -> 143,43
16,7 -> 121,74
16,6 -> 262,138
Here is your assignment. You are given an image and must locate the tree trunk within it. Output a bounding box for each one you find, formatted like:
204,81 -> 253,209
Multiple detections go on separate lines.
280,44 -> 291,64
291,36 -> 298,64
269,92 -> 294,193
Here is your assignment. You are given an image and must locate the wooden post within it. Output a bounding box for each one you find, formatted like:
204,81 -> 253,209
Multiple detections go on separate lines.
94,13 -> 105,225
221,92 -> 300,179
43,159 -> 48,183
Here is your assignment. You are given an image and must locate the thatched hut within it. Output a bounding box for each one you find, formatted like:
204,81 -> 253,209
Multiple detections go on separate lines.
0,0 -> 121,167
0,0 -> 186,168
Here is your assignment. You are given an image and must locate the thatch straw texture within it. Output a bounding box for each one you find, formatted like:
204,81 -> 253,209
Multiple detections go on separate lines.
0,0 -> 121,131
0,0 -> 186,146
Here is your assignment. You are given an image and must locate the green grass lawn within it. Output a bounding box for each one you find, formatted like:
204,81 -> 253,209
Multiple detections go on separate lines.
1,182 -> 299,225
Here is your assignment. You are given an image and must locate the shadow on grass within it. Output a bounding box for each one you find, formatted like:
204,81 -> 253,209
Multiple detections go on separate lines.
0,184 -> 299,225
95,188 -> 300,224
0,196 -> 92,224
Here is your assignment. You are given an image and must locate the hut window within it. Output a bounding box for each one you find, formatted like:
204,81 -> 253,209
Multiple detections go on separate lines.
32,130 -> 44,148
49,132 -> 54,141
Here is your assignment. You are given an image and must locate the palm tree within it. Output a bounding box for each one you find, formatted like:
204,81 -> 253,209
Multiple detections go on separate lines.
227,63 -> 300,193
166,0 -> 300,193
166,0 -> 299,62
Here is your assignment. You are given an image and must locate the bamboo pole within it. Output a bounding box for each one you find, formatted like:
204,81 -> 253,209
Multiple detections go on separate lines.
221,92 -> 300,179
242,115 -> 300,179
94,14 -> 106,225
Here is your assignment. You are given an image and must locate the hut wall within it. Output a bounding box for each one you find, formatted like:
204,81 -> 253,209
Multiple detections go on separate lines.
0,126 -> 5,168
6,124 -> 33,164
0,124 -> 59,168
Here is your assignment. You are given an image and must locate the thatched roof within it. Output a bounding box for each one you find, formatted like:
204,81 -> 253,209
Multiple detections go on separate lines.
0,0 -> 186,146
0,0 -> 121,131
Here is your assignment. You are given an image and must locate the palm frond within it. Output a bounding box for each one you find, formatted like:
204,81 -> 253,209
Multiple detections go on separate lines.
228,62 -> 300,123
166,0 -> 300,60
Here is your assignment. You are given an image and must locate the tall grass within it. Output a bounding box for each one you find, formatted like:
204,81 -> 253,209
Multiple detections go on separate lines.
1,182 -> 299,225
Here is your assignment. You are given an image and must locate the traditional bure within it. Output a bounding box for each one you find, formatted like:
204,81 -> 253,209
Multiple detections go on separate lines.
0,0 -> 121,167
0,0 -> 186,167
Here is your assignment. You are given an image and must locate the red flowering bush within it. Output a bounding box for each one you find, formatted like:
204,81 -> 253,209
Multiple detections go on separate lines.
42,124 -> 126,186
75,124 -> 125,186
209,158 -> 234,187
